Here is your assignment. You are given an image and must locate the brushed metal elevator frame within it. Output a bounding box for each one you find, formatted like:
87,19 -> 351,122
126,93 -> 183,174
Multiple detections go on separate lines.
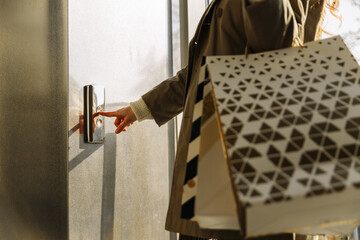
0,1 -> 68,239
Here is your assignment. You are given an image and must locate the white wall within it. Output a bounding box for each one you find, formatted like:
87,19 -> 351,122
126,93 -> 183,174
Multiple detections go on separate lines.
322,0 -> 360,62
69,1 -> 170,239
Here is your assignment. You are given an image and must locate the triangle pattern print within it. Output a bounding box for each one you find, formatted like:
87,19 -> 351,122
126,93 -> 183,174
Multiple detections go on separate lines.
208,36 -> 360,206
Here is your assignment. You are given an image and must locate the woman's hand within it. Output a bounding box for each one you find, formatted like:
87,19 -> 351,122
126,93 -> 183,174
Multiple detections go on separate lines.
98,106 -> 137,134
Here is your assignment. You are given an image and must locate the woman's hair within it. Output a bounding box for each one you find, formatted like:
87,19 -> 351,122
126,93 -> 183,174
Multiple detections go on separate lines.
316,0 -> 342,39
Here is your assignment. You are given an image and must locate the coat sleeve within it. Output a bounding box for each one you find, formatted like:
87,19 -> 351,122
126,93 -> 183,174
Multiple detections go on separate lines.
242,0 -> 299,52
141,66 -> 188,126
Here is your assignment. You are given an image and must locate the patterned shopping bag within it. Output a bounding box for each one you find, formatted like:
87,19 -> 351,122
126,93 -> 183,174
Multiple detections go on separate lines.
182,36 -> 360,237
181,63 -> 241,231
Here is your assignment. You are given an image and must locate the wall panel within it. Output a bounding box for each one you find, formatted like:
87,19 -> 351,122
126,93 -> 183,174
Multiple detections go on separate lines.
0,1 -> 68,239
69,1 -> 170,239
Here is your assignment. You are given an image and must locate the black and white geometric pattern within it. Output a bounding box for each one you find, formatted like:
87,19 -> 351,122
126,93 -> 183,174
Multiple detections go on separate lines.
206,36 -> 360,206
181,65 -> 211,219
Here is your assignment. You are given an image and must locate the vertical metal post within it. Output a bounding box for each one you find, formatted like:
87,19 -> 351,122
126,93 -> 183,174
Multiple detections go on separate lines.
167,0 -> 175,191
179,0 -> 189,68
205,0 -> 210,8
166,1 -> 189,239
168,0 -> 178,239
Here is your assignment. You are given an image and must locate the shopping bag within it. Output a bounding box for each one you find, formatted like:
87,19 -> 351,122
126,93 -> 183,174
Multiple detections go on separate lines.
181,63 -> 241,231
182,36 -> 360,237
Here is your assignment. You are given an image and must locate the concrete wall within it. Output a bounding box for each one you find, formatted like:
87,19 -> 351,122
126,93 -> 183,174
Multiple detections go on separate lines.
68,1 -> 170,239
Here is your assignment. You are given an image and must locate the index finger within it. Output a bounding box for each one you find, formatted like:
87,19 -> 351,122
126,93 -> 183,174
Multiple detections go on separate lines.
98,111 -> 117,117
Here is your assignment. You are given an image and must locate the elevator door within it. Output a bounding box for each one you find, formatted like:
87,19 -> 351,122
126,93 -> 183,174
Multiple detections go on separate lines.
0,1 -> 68,239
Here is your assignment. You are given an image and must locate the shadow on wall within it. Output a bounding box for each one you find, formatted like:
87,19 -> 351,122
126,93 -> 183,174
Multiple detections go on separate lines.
69,131 -> 118,240
68,76 -> 102,171
69,76 -> 118,240
68,75 -> 128,171
101,133 -> 117,240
